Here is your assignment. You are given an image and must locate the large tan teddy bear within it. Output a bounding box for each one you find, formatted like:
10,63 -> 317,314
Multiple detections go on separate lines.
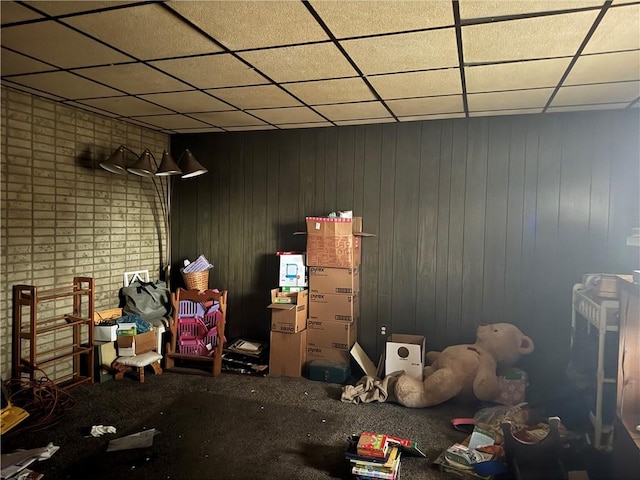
394,323 -> 534,408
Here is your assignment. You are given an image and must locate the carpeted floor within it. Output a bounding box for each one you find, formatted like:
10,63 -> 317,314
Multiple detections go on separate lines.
2,372 -> 477,480
2,371 -> 613,480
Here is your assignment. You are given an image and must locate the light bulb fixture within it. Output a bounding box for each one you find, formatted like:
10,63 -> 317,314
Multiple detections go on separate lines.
99,145 -> 128,174
127,149 -> 155,177
99,144 -> 208,287
179,149 -> 208,178
155,150 -> 182,177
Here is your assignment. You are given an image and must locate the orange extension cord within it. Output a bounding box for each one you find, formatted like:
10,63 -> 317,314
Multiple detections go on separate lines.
4,369 -> 77,435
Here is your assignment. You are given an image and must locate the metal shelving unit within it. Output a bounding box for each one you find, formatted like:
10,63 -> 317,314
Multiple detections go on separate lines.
571,283 -> 619,450
12,277 -> 95,389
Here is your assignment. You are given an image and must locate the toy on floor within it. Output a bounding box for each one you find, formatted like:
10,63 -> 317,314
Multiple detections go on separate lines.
394,323 -> 534,408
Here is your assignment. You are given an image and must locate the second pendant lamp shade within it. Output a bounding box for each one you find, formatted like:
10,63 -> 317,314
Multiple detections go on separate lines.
127,149 -> 156,177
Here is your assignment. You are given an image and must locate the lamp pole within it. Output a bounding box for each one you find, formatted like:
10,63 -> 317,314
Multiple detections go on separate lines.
100,145 -> 208,289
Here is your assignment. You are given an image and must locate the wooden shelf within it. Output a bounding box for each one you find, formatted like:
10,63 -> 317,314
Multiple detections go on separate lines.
12,277 -> 95,388
612,276 -> 640,479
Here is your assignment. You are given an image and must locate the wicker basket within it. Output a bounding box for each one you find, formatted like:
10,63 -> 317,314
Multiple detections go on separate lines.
182,269 -> 209,290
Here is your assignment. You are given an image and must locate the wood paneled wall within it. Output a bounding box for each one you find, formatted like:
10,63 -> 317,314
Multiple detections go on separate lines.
171,110 -> 639,384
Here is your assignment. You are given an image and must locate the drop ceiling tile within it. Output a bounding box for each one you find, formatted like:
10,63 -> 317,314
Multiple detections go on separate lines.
167,1 -> 328,50
341,28 -> 459,75
247,106 -> 325,124
335,118 -> 396,126
210,85 -> 301,110
566,50 -> 640,85
122,117 -> 167,131
8,71 -> 121,99
239,43 -> 357,83
190,110 -> 268,128
397,112 -> 465,122
78,96 -> 173,116
226,125 -> 278,131
314,101 -> 392,121
470,108 -> 543,117
129,114 -> 210,130
283,78 -> 375,105
151,54 -> 269,89
550,81 -> 640,106
583,4 -> 640,54
173,127 -> 225,133
0,21 -> 130,68
62,4 -> 221,61
24,1 -> 146,16
309,0 -> 454,38
462,11 -> 599,63
77,63 -> 191,95
459,1 -> 602,19
387,95 -> 463,116
1,80 -> 64,102
468,88 -> 553,110
138,91 -> 234,113
1,48 -> 56,76
278,122 -> 333,129
64,100 -> 119,117
1,2 -> 44,23
368,68 -> 462,100
466,57 -> 571,93
547,103 -> 630,112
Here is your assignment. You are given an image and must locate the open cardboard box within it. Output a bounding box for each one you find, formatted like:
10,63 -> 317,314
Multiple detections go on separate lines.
350,334 -> 426,380
294,216 -> 375,268
268,288 -> 308,333
116,330 -> 156,357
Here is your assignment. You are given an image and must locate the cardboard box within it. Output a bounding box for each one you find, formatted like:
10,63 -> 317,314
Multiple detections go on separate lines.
81,340 -> 117,383
306,216 -> 363,236
117,323 -> 137,336
307,319 -> 358,350
269,329 -> 307,377
385,334 -> 425,380
302,216 -> 375,268
268,289 -> 308,333
116,330 -> 156,357
308,292 -> 359,322
350,342 -> 384,378
306,234 -> 361,268
309,266 -> 360,294
582,273 -> 619,299
94,324 -> 118,342
277,252 -> 307,287
306,345 -> 351,364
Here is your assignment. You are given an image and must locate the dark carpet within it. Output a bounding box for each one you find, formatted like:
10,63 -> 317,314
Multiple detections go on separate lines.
2,372 -> 475,480
2,371 -> 612,480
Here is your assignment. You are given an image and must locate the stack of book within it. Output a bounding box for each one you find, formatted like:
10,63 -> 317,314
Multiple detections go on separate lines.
345,433 -> 402,479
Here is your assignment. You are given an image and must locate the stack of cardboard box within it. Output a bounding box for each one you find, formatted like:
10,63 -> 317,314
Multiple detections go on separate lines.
268,252 -> 309,377
305,217 -> 367,370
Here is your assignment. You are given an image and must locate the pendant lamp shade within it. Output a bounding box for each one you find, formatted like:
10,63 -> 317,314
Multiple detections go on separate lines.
127,149 -> 155,177
156,150 -> 182,176
100,145 -> 128,174
180,149 -> 208,179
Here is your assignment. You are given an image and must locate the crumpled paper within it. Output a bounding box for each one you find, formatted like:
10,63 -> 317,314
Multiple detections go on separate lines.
90,425 -> 117,437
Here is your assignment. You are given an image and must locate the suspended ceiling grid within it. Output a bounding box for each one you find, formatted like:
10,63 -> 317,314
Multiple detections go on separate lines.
1,0 -> 638,134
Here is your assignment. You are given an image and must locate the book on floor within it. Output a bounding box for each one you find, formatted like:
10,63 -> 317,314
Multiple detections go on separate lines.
386,435 -> 427,458
349,446 -> 400,470
351,455 -> 401,480
357,432 -> 389,458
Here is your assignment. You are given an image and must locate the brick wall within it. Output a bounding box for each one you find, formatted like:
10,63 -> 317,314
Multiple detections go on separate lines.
1,86 -> 170,381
